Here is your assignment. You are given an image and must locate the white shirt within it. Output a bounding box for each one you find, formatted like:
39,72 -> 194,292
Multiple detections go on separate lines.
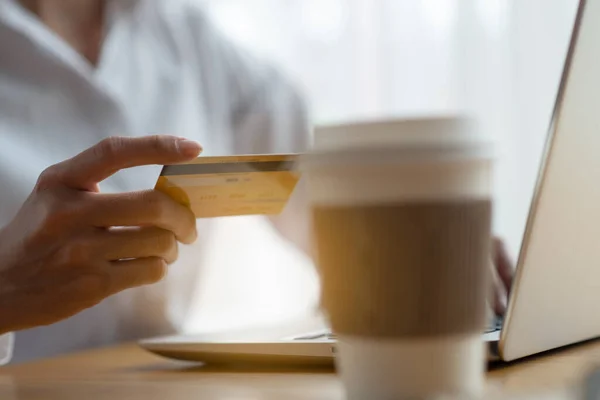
0,0 -> 309,364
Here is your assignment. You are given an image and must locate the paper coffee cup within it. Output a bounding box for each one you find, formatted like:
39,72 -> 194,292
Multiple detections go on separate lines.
303,116 -> 493,400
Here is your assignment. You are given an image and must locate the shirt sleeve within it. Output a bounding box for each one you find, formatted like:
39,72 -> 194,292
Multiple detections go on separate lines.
0,333 -> 14,365
183,4 -> 311,154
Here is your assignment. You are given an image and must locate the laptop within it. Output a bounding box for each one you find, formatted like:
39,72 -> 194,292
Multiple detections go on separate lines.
139,0 -> 600,364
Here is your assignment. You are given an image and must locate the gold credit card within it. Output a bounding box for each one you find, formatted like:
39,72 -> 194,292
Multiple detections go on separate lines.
155,154 -> 301,218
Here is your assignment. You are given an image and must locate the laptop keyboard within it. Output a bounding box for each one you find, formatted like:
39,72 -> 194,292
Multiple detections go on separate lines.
294,316 -> 504,341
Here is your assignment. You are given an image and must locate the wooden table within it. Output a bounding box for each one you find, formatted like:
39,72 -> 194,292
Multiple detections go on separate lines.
2,340 -> 600,399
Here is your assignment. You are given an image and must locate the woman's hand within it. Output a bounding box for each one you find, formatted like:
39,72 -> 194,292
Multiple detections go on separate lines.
490,237 -> 514,316
0,136 -> 201,334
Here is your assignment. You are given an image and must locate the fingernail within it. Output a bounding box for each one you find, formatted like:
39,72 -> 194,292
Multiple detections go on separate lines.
177,139 -> 202,157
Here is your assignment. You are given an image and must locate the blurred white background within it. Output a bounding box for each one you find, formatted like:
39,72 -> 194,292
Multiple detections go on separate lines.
183,0 -> 579,333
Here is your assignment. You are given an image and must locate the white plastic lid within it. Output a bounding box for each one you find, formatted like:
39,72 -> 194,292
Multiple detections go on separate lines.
305,116 -> 493,168
313,115 -> 485,151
